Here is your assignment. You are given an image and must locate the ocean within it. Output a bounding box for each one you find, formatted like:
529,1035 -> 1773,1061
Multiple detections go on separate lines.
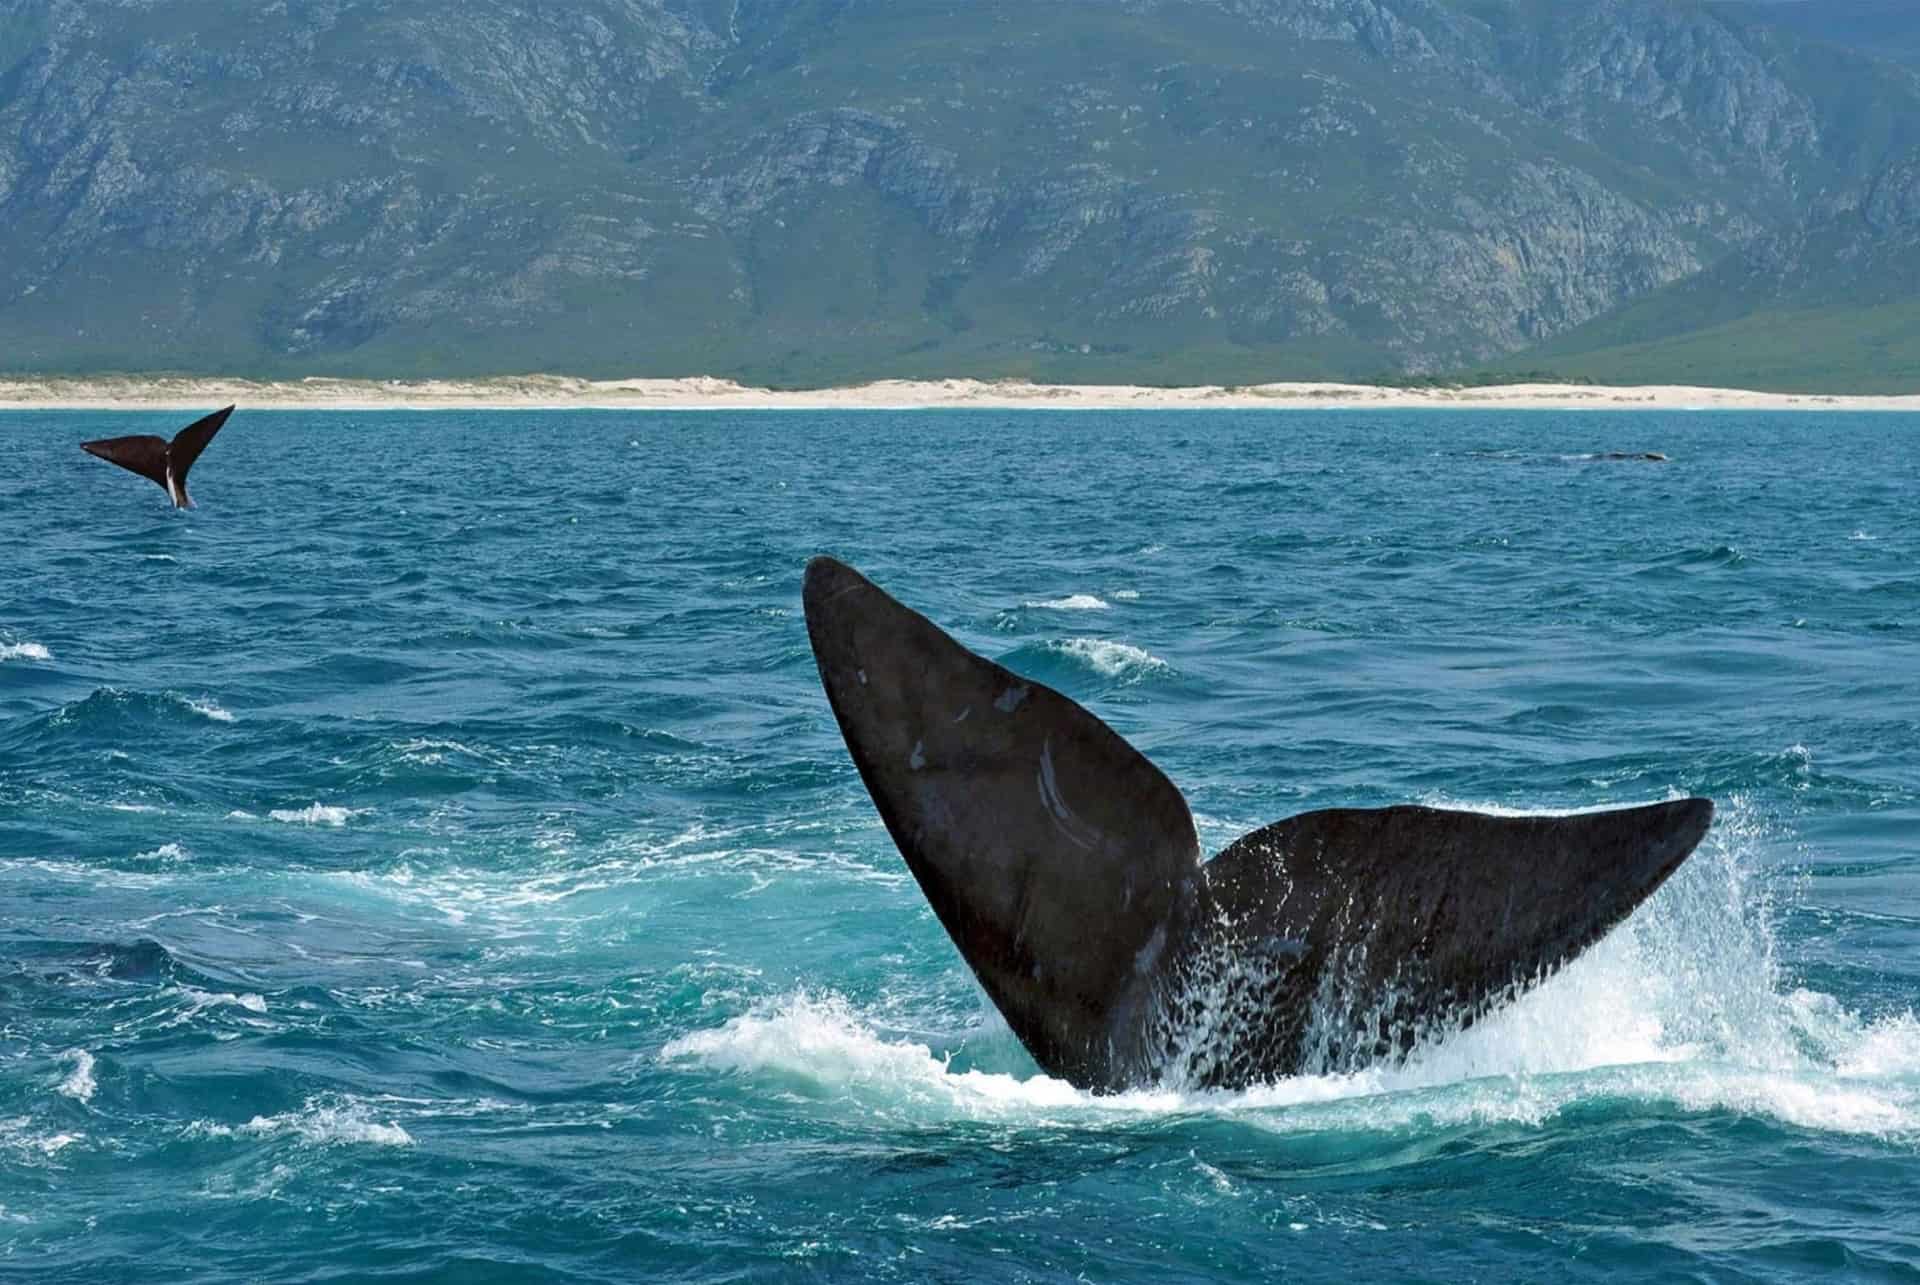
2,409 -> 1916,1281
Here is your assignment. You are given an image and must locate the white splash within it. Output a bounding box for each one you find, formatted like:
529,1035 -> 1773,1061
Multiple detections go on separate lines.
1025,594 -> 1111,611
395,738 -> 486,765
0,1119 -> 82,1158
664,803 -> 1920,1142
170,987 -> 270,1023
184,697 -> 237,723
193,1098 -> 412,1148
1050,637 -> 1171,680
269,803 -> 367,826
56,1051 -> 97,1103
662,993 -> 1134,1117
132,842 -> 188,862
0,641 -> 52,662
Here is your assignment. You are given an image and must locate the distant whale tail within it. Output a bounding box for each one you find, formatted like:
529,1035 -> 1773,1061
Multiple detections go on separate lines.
81,405 -> 235,508
802,555 -> 1714,1091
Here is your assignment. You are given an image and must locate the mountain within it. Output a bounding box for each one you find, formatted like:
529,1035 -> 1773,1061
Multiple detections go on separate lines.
2,0 -> 1918,387
1714,2 -> 1920,68
1506,142 -> 1920,391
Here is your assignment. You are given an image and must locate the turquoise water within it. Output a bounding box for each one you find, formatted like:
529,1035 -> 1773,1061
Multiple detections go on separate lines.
2,409 -> 1916,1281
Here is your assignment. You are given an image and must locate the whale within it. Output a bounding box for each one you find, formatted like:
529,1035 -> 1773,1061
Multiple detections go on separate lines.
802,556 -> 1713,1092
81,406 -> 235,508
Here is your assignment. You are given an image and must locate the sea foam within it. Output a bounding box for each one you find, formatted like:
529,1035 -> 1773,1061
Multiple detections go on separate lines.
1025,594 -> 1111,611
192,1098 -> 413,1148
56,1051 -> 97,1103
664,803 -> 1920,1141
0,1119 -> 82,1158
169,987 -> 270,1023
1051,637 -> 1171,679
269,803 -> 367,826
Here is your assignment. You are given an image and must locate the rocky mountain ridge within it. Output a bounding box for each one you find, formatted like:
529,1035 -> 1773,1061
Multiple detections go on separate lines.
2,0 -> 1916,386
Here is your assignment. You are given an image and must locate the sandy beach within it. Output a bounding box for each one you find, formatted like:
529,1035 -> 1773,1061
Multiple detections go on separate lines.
2,373 -> 1918,412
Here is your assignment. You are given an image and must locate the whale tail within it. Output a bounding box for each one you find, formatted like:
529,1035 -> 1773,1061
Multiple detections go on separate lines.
804,555 -> 1205,1088
81,405 -> 235,508
802,555 -> 1714,1091
1189,796 -> 1712,1083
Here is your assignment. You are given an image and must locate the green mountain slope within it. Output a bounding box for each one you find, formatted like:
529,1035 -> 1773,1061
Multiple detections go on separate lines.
1508,141 -> 1920,389
2,0 -> 1918,385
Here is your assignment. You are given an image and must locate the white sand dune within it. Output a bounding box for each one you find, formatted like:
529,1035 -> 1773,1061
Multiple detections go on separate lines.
3,373 -> 1918,412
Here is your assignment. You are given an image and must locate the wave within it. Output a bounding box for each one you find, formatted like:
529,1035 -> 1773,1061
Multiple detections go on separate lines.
662,993 -> 1118,1115
0,640 -> 52,662
1054,638 -> 1171,679
663,803 -> 1920,1142
999,638 -> 1175,686
323,861 -> 620,925
168,986 -> 269,1021
0,1118 -> 82,1161
269,803 -> 368,827
56,1050 -> 97,1104
1024,594 -> 1111,611
189,1096 -> 412,1148
315,819 -> 908,926
1634,543 -> 1749,576
393,737 -> 496,766
0,690 -> 244,753
665,987 -> 1919,1142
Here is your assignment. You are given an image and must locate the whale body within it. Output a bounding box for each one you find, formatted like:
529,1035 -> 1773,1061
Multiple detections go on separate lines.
802,556 -> 1712,1092
81,406 -> 235,509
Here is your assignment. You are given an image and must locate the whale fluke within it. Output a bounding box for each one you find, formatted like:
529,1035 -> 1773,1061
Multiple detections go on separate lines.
81,405 -> 235,508
802,555 -> 1713,1092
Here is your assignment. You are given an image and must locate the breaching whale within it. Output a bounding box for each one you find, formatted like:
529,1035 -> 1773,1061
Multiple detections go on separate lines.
81,406 -> 235,508
802,556 -> 1712,1092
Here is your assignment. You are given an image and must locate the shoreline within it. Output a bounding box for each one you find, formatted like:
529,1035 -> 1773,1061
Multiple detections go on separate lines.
3,373 -> 1919,412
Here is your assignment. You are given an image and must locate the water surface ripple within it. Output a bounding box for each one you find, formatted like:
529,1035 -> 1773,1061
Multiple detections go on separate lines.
2,410 -> 1917,1281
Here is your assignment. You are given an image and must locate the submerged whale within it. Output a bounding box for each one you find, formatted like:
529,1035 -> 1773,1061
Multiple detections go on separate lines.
81,406 -> 235,508
803,556 -> 1713,1092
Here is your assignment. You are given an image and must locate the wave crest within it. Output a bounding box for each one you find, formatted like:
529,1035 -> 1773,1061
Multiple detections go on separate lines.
190,1097 -> 412,1148
269,803 -> 367,827
998,638 -> 1175,686
1024,594 -> 1111,611
56,1050 -> 97,1103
